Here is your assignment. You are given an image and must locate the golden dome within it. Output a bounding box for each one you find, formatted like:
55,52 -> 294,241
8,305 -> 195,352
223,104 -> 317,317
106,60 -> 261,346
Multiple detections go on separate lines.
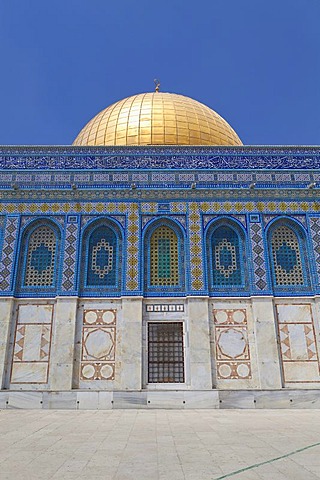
73,92 -> 242,146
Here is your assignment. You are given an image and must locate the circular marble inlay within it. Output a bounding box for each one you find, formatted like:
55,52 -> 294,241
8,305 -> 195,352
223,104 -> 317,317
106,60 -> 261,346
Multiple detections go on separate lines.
100,364 -> 114,380
237,363 -> 250,378
102,310 -> 115,324
85,329 -> 113,359
214,311 -> 228,324
218,363 -> 232,378
85,311 -> 97,324
218,328 -> 246,359
82,364 -> 95,379
233,310 -> 245,324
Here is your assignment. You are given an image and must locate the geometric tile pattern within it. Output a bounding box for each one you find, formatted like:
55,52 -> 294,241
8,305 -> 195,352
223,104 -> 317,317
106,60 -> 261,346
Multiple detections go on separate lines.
0,216 -> 19,291
150,226 -> 179,286
61,220 -> 79,292
276,304 -> 320,383
87,226 -> 117,286
80,309 -> 117,381
125,204 -> 139,291
189,203 -> 204,290
249,221 -> 268,291
1,201 -> 320,217
309,217 -> 320,285
271,225 -> 304,286
213,309 -> 252,380
24,226 -> 56,287
10,305 -> 53,384
211,226 -> 242,286
80,204 -> 139,292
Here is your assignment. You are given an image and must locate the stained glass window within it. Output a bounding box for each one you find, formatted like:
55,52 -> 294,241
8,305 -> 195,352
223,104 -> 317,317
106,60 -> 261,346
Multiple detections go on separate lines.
150,226 -> 179,286
87,226 -> 117,286
24,226 -> 57,287
212,226 -> 242,286
271,225 -> 304,286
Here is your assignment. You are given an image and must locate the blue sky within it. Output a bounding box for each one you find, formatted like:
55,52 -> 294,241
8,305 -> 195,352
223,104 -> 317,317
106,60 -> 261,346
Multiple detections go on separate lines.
0,0 -> 319,146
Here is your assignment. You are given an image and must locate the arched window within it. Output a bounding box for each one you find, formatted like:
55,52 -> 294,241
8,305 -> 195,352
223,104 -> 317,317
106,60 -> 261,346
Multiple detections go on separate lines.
24,226 -> 56,287
81,221 -> 122,294
207,221 -> 247,293
150,226 -> 179,286
145,220 -> 184,292
17,220 -> 60,294
269,222 -> 309,289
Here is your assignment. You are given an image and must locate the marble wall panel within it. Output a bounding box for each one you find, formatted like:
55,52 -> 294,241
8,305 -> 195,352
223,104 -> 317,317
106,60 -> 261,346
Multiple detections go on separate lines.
80,309 -> 117,382
10,304 -> 53,385
276,304 -> 320,384
213,309 -> 252,381
0,298 -> 14,388
18,304 -> 53,324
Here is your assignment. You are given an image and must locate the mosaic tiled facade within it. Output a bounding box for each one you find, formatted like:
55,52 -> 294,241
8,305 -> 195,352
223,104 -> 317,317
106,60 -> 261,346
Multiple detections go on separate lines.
0,145 -> 320,401
0,147 -> 319,299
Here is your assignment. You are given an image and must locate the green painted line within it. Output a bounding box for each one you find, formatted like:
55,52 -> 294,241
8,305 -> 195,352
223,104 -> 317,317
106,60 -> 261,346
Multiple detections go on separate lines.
214,441 -> 320,479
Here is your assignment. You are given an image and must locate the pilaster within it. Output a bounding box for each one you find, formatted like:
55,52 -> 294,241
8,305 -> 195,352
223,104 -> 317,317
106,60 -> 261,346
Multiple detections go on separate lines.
187,297 -> 212,389
252,296 -> 282,389
115,297 -> 143,390
49,297 -> 78,390
0,297 -> 14,388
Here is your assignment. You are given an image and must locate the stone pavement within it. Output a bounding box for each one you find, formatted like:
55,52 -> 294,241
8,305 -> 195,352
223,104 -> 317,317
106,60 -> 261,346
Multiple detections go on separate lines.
0,409 -> 319,480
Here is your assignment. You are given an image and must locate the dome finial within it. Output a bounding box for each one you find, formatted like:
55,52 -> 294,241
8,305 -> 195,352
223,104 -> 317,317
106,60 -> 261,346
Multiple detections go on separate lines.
154,78 -> 160,92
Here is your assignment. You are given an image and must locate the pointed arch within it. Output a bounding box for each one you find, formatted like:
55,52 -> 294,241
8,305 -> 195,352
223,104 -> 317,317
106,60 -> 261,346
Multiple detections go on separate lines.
267,218 -> 311,292
144,218 -> 185,294
16,218 -> 61,294
206,218 -> 248,293
80,218 -> 123,295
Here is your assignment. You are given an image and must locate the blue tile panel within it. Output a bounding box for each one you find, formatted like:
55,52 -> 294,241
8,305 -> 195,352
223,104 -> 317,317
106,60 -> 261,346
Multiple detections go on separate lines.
0,216 -> 19,292
0,145 -> 320,170
249,220 -> 269,292
211,226 -> 242,286
0,146 -> 319,298
87,226 -> 117,287
61,217 -> 80,293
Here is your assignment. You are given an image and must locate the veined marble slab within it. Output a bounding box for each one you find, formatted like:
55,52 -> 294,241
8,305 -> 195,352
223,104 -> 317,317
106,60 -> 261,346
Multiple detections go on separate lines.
277,304 -> 312,323
284,362 -> 320,383
42,391 -> 77,409
7,391 -> 42,409
11,362 -> 48,384
1,389 -> 320,409
113,391 -> 147,409
18,304 -> 53,324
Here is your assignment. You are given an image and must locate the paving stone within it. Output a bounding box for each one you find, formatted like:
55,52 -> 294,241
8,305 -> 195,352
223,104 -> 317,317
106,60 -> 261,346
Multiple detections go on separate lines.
0,409 -> 319,479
